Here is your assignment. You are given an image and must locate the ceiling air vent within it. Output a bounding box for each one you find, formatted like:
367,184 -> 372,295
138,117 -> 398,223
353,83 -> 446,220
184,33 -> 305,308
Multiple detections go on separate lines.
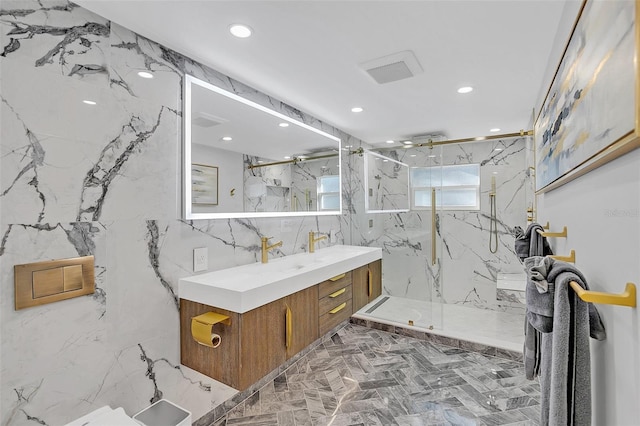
360,50 -> 423,84
192,112 -> 227,128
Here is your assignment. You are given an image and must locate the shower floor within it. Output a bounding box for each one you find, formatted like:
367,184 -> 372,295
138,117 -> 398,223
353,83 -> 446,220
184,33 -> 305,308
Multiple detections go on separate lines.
352,295 -> 525,352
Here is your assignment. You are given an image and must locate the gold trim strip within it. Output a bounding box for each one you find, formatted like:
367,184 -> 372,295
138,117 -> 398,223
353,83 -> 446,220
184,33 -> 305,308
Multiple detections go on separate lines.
368,270 -> 373,297
329,273 -> 346,282
570,281 -> 636,307
247,153 -> 338,169
329,302 -> 347,314
329,287 -> 346,298
372,130 -> 533,153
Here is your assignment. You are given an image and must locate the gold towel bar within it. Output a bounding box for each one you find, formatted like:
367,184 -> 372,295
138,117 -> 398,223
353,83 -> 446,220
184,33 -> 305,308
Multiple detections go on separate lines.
536,226 -> 567,238
570,281 -> 637,307
550,250 -> 575,263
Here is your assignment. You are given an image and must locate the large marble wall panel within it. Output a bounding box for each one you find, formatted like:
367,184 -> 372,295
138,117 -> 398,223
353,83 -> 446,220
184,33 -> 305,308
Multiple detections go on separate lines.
0,1 -> 357,424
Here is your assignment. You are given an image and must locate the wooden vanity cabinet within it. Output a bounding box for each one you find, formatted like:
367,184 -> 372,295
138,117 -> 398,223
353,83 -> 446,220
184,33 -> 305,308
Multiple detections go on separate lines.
180,285 -> 318,390
180,259 -> 381,391
352,260 -> 382,312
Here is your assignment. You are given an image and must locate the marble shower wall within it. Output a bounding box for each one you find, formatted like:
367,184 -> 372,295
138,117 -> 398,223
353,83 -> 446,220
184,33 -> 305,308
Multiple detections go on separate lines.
349,138 -> 532,312
0,1 -> 361,424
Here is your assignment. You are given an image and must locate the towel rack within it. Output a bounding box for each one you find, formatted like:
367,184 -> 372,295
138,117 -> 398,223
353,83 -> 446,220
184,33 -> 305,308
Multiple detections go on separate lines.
536,226 -> 567,238
550,250 -> 575,263
570,281 -> 637,307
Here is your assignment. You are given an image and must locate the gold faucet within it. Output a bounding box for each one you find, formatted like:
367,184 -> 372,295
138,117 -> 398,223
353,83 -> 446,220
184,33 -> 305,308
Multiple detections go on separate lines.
308,231 -> 327,253
261,236 -> 283,263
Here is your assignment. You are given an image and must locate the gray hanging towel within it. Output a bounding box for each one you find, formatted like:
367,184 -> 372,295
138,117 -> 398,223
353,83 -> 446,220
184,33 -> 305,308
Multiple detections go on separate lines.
525,256 -> 606,426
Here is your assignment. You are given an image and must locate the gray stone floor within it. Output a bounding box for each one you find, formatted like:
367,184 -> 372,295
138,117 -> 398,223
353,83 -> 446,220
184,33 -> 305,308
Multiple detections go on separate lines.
212,324 -> 540,425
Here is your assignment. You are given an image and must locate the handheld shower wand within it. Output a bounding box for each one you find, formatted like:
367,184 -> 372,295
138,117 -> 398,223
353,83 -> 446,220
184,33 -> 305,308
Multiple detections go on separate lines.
489,176 -> 498,253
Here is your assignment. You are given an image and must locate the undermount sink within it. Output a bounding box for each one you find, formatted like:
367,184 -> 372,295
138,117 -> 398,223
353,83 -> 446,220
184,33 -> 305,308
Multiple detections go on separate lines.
179,245 -> 382,313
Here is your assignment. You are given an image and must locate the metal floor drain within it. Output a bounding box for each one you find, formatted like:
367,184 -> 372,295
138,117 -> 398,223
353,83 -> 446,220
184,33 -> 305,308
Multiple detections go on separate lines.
365,296 -> 389,314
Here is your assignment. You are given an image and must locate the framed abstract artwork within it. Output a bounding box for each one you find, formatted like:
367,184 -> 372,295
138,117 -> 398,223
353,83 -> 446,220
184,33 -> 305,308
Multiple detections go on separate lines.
191,163 -> 218,205
534,0 -> 640,193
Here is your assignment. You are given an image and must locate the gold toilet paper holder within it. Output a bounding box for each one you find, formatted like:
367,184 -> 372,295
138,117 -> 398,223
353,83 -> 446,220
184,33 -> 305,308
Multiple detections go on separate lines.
191,312 -> 231,348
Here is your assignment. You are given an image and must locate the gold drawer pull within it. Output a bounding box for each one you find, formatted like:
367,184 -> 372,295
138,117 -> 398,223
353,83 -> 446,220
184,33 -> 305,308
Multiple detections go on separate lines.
329,273 -> 346,282
285,304 -> 292,349
329,288 -> 346,298
368,270 -> 372,297
329,302 -> 347,314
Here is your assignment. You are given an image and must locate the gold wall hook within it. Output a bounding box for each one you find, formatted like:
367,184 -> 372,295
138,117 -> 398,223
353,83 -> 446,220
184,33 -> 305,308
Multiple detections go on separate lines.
550,250 -> 575,263
570,281 -> 636,307
536,226 -> 567,238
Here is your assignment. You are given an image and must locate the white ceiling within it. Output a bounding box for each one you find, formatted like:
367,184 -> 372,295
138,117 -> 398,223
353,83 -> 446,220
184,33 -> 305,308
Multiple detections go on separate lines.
76,0 -> 571,145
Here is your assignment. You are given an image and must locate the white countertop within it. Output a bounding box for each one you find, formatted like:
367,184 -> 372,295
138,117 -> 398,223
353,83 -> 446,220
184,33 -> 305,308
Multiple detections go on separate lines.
179,245 -> 382,313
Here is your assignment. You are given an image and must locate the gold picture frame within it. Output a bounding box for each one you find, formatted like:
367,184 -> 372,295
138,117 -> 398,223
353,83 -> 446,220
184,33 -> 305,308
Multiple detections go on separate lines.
534,0 -> 640,194
191,163 -> 218,205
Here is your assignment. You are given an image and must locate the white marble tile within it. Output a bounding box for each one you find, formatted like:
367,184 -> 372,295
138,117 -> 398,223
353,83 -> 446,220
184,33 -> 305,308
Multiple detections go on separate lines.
109,22 -> 183,109
0,0 -> 111,86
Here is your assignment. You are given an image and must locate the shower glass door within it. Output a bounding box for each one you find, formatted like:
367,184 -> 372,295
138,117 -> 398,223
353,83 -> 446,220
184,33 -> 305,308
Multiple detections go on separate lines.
353,145 -> 444,332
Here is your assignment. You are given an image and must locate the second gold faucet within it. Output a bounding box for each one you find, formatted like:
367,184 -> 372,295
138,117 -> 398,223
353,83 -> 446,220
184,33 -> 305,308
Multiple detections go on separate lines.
309,231 -> 327,253
261,236 -> 282,263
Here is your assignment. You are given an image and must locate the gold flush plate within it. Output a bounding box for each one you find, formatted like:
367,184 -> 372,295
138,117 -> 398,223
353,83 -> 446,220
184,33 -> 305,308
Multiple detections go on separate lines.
14,256 -> 95,310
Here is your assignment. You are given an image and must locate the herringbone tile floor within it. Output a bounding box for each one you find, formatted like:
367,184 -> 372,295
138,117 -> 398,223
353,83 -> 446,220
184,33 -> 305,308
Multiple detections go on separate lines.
213,324 -> 539,425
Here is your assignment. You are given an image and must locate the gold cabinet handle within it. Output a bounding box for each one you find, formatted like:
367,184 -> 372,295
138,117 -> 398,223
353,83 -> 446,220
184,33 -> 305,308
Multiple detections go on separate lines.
431,188 -> 436,266
329,273 -> 346,282
329,287 -> 346,298
285,305 -> 292,349
329,302 -> 347,314
368,269 -> 372,297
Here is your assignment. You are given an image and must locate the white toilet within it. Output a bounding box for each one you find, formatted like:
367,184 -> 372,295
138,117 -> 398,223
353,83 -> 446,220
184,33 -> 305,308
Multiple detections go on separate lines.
64,406 -> 139,426
64,400 -> 191,426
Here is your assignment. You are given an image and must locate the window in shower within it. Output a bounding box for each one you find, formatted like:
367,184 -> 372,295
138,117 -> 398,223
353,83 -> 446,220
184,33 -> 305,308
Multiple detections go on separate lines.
317,175 -> 340,210
410,163 -> 480,210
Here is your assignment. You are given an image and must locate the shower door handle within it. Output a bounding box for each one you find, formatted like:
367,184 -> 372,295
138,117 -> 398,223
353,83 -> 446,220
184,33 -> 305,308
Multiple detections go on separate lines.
431,188 -> 436,266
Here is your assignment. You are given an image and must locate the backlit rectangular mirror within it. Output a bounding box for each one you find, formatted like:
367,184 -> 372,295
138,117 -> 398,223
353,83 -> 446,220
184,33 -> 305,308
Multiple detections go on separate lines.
184,74 -> 342,219
364,150 -> 410,213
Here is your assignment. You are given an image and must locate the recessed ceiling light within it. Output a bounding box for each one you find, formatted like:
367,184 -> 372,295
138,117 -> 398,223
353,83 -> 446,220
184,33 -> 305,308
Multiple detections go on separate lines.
410,154 -> 417,157
82,100 -> 96,105
402,141 -> 412,145
279,122 -> 289,127
284,156 -> 291,159
137,71 -> 154,79
490,128 -> 501,132
351,107 -> 363,113
494,148 -> 503,151
457,86 -> 473,94
229,24 -> 252,38
222,136 -> 233,141
386,140 -> 394,144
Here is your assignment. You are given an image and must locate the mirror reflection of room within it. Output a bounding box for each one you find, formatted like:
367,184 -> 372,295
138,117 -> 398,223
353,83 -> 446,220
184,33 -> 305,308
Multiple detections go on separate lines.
185,74 -> 342,219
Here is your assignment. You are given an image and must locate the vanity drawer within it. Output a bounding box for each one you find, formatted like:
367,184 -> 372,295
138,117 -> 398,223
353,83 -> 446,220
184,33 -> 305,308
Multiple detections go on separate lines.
319,284 -> 352,314
318,271 -> 352,299
319,298 -> 352,335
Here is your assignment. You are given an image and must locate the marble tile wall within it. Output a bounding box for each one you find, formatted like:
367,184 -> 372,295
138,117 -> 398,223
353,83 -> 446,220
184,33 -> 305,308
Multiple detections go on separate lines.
0,1 -> 362,424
